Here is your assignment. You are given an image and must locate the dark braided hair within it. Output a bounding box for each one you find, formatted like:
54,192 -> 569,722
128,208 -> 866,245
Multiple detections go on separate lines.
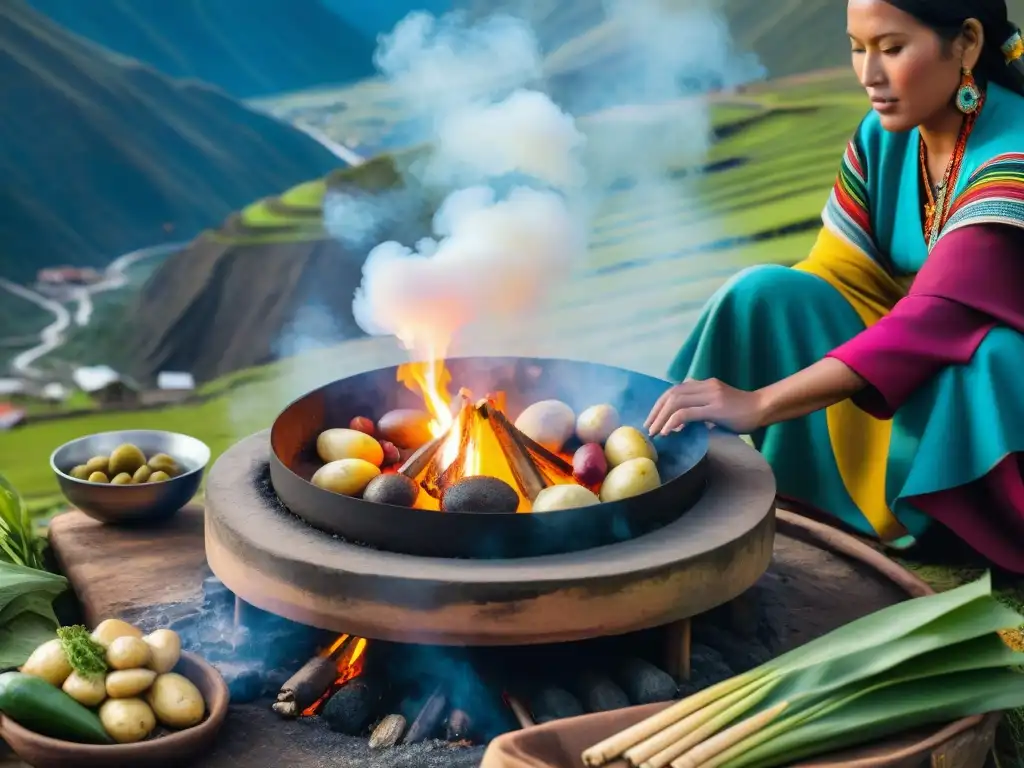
883,0 -> 1024,95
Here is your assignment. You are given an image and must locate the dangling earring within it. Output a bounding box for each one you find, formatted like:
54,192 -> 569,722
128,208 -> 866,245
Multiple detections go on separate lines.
956,68 -> 982,114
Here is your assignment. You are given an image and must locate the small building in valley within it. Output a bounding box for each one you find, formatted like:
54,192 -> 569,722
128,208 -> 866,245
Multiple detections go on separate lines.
0,402 -> 26,430
141,371 -> 197,406
72,366 -> 140,406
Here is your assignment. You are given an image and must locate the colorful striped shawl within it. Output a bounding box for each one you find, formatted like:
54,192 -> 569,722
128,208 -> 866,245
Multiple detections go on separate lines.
821,83 -> 1024,276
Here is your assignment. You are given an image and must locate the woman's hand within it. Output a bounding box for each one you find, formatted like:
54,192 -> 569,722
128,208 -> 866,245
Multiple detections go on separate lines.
644,378 -> 768,436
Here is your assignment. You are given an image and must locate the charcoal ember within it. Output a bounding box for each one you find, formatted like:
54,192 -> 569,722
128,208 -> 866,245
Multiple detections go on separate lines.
614,658 -> 678,705
574,671 -> 630,713
693,625 -> 771,673
321,678 -> 383,735
528,687 -> 585,724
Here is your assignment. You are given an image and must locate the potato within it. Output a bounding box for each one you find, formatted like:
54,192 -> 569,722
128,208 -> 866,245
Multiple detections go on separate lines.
146,453 -> 179,476
87,471 -> 109,484
514,400 -> 576,452
106,669 -> 157,698
603,426 -> 658,468
62,671 -> 107,707
311,459 -> 381,497
348,416 -> 376,436
132,465 -> 153,484
532,484 -> 601,512
99,698 -> 156,744
147,673 -> 206,729
20,638 -> 72,686
377,409 -> 433,450
599,457 -> 662,502
316,428 -> 385,466
573,443 -> 608,486
106,636 -> 152,670
84,456 -> 110,474
143,629 -> 182,674
149,470 -> 171,482
110,472 -> 133,485
109,444 -> 146,476
69,465 -> 90,480
576,404 -> 621,445
92,619 -> 143,648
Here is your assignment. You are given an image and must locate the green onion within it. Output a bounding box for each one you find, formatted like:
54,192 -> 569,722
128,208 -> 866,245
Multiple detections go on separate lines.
582,574 -> 1024,768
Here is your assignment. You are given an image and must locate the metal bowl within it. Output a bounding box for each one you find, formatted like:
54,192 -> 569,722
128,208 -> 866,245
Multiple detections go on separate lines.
50,430 -> 210,525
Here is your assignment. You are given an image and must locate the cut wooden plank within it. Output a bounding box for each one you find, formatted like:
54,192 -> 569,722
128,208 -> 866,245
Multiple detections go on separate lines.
47,506 -> 206,628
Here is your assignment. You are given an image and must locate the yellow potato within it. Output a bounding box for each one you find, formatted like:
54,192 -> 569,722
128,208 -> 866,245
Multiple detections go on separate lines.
532,484 -> 601,512
316,428 -> 385,466
99,698 -> 156,743
106,669 -> 157,698
603,426 -> 658,468
62,671 -> 107,707
91,619 -> 143,648
599,457 -> 662,502
147,673 -> 206,729
106,636 -> 152,670
20,639 -> 72,686
143,629 -> 182,674
311,459 -> 381,497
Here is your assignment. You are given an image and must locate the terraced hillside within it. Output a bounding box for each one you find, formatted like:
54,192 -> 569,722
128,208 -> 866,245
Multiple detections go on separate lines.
0,0 -> 340,286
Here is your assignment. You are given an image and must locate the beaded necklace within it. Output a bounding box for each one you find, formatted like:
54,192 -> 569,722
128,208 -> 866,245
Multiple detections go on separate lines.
919,101 -> 981,248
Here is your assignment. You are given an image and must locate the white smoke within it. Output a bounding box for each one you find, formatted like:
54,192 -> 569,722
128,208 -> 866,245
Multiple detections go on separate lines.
327,1 -> 765,366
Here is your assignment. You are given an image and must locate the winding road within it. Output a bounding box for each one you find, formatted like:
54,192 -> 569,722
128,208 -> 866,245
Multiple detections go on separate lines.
0,242 -> 185,377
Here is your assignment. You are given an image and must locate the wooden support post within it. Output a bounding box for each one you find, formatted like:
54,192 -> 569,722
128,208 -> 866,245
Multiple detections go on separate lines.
663,617 -> 692,680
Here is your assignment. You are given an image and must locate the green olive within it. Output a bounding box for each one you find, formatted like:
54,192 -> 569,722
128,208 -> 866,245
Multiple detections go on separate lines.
148,471 -> 171,483
110,473 -> 133,485
87,471 -> 109,484
132,465 -> 153,484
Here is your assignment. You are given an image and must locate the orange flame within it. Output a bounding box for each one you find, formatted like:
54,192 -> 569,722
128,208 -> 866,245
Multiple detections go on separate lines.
301,634 -> 369,717
397,360 -> 454,436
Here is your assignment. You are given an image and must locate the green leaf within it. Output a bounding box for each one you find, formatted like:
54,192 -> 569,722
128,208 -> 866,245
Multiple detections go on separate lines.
0,612 -> 58,670
0,474 -> 44,570
727,667 -> 1024,768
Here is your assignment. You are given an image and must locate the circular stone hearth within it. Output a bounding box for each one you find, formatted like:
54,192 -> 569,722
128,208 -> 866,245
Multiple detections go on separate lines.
204,431 -> 775,645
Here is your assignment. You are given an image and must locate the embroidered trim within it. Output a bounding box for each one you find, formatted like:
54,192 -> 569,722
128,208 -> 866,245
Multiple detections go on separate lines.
940,152 -> 1024,238
822,137 -> 887,267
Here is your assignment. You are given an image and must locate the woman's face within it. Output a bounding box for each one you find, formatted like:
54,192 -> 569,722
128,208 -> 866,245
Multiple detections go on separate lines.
847,0 -> 968,131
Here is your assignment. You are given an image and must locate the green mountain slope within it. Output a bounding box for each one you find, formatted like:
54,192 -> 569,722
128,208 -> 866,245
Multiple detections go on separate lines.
23,0 -> 375,98
0,0 -> 341,285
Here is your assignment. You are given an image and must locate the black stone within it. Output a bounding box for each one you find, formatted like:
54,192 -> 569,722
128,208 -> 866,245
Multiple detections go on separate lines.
529,687 -> 585,724
362,474 -> 419,507
440,476 -> 519,514
574,671 -> 631,713
322,678 -> 384,736
614,658 -> 678,705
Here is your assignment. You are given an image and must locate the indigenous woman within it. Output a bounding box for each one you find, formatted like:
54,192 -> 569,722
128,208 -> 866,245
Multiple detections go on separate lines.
646,0 -> 1024,573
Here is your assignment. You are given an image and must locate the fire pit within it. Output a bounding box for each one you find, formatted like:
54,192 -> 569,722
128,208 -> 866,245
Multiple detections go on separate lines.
203,355 -> 777,750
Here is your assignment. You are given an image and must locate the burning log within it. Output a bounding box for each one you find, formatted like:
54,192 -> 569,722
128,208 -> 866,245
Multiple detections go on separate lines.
402,684 -> 448,744
506,694 -> 535,730
273,635 -> 355,718
529,686 -> 585,724
446,708 -> 473,742
368,714 -> 407,749
398,426 -> 452,479
484,404 -> 574,477
479,402 -> 549,501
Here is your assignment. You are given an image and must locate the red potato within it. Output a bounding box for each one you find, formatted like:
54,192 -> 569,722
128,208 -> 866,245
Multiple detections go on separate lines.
379,440 -> 402,467
573,443 -> 608,486
349,416 -> 376,437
